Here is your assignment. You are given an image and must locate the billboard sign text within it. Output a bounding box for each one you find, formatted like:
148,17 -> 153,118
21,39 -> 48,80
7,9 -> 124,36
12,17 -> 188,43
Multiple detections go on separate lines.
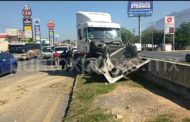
128,1 -> 153,17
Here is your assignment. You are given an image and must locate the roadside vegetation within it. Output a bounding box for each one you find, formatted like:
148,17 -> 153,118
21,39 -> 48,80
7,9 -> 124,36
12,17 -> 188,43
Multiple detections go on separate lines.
121,22 -> 190,50
63,75 -> 118,122
63,75 -> 190,122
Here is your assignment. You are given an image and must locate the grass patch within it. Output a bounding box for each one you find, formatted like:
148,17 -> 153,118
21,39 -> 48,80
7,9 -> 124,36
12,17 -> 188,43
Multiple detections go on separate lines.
63,75 -> 118,122
183,118 -> 190,122
119,79 -> 144,88
148,114 -> 174,122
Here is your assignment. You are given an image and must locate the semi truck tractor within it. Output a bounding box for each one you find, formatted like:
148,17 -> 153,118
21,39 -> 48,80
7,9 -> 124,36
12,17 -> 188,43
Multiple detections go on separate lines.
74,11 -> 149,83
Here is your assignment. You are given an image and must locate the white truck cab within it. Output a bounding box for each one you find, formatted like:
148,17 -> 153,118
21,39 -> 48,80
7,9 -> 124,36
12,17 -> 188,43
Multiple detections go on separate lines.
76,11 -> 122,54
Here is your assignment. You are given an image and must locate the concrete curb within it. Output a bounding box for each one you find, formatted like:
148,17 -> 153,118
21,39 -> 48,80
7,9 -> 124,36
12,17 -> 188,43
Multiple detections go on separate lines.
63,73 -> 77,119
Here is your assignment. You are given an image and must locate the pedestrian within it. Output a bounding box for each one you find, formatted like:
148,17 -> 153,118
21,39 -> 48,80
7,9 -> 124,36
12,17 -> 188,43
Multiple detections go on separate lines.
60,50 -> 67,70
53,51 -> 59,68
67,47 -> 73,67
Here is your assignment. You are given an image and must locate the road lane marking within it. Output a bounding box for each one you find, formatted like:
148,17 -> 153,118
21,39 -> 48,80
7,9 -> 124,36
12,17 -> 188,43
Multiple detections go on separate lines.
140,56 -> 190,66
157,50 -> 190,52
43,96 -> 61,122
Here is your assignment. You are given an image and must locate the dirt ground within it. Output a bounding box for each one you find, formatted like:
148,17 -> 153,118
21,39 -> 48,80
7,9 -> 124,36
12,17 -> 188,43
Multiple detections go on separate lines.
95,84 -> 190,122
0,59 -> 75,122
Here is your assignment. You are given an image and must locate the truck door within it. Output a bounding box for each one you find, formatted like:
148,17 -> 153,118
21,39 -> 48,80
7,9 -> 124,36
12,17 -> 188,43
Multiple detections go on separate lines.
77,28 -> 89,53
83,28 -> 90,53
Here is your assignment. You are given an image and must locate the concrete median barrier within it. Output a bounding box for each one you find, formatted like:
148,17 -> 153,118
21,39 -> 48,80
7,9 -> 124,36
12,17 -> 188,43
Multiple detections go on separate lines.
136,59 -> 190,100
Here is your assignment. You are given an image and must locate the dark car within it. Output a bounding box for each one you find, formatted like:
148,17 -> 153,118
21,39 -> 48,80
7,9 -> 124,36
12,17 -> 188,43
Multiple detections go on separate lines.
0,52 -> 17,76
186,54 -> 190,62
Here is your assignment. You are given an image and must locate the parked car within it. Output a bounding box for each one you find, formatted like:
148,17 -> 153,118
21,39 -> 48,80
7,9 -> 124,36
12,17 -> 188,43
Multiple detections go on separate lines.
41,46 -> 54,59
53,46 -> 70,56
185,53 -> 190,62
0,52 -> 17,76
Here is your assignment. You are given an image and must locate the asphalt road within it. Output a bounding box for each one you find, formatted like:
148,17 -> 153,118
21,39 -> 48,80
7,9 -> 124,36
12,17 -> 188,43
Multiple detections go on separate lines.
0,58 -> 76,122
139,50 -> 190,63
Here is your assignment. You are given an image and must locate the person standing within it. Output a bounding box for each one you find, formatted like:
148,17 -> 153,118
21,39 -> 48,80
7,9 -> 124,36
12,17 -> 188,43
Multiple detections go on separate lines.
67,47 -> 73,67
53,51 -> 59,68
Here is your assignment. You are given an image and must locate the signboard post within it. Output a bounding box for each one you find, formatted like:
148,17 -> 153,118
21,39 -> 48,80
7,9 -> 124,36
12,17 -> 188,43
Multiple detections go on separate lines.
22,4 -> 33,42
128,1 -> 153,47
164,16 -> 175,50
34,18 -> 41,43
47,20 -> 55,47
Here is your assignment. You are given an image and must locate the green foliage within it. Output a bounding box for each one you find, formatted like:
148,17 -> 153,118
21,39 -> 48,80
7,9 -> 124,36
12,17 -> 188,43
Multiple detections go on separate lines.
64,75 -> 117,122
175,22 -> 190,49
121,27 -> 136,43
141,27 -> 164,45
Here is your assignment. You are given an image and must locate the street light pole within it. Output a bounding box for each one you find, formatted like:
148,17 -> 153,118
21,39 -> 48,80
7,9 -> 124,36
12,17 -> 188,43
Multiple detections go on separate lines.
138,16 -> 141,45
151,22 -> 154,51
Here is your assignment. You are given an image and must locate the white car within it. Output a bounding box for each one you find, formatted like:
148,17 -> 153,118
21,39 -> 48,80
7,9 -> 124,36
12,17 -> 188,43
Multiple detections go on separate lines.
134,43 -> 142,52
42,46 -> 53,59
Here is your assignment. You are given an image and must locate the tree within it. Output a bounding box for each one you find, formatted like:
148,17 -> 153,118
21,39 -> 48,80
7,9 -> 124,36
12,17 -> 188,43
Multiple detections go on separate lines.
120,27 -> 135,43
141,27 -> 152,44
175,22 -> 190,49
142,28 -> 164,45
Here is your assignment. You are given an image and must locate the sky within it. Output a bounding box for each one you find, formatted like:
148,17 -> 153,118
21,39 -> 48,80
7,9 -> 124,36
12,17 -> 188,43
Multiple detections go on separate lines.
0,1 -> 190,40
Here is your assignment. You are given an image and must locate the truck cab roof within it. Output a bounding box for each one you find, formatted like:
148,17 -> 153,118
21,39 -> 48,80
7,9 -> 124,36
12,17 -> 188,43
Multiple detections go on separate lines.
79,22 -> 120,29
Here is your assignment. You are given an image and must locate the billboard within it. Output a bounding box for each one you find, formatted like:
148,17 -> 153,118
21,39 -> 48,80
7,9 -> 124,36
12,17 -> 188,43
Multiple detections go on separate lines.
164,16 -> 175,34
47,20 -> 55,29
24,30 -> 33,38
34,24 -> 41,41
23,18 -> 32,26
24,26 -> 32,31
34,18 -> 40,25
22,4 -> 32,18
128,1 -> 153,17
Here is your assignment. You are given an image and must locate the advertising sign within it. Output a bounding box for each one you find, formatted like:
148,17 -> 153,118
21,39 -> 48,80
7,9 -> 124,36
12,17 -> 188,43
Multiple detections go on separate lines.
23,18 -> 32,26
22,4 -> 32,17
5,29 -> 19,36
47,20 -> 55,29
49,30 -> 54,36
34,18 -> 40,25
165,16 -> 175,34
24,30 -> 32,38
128,1 -> 153,17
34,24 -> 41,41
24,26 -> 32,31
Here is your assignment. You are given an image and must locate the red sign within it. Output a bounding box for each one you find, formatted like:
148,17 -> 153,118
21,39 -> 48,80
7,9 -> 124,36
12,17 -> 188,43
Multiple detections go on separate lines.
22,9 -> 32,17
47,21 -> 55,29
167,17 -> 172,23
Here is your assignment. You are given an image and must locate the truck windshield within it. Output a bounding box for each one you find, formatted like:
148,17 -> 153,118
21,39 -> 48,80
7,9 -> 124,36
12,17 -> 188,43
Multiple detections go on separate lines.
88,27 -> 120,40
9,45 -> 26,53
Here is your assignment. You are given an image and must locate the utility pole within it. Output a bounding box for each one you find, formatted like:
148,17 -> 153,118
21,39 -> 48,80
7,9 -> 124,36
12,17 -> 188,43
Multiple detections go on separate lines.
133,28 -> 135,35
138,16 -> 141,45
151,22 -> 154,51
